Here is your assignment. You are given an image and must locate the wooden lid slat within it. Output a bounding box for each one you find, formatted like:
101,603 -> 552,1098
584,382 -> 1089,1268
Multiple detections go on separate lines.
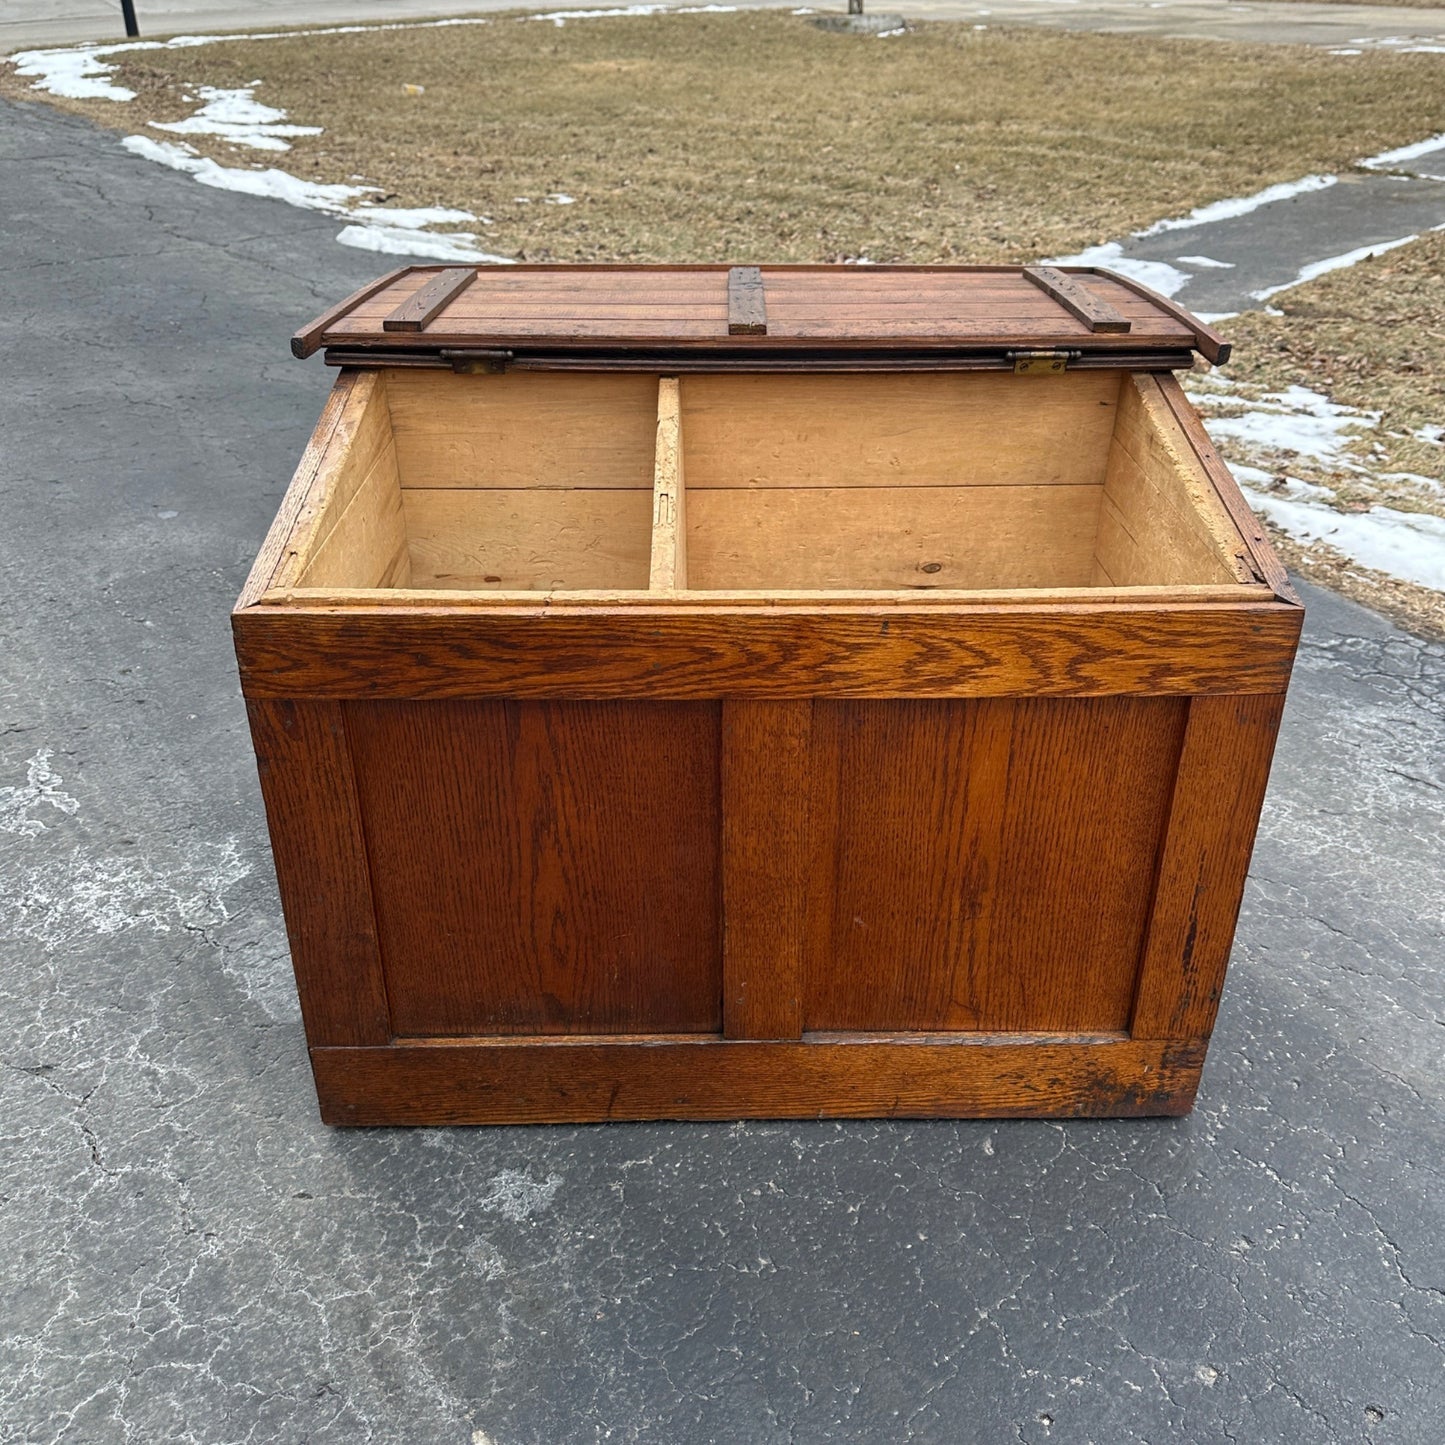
727,266 -> 768,336
381,267 -> 478,334
1022,266 -> 1132,334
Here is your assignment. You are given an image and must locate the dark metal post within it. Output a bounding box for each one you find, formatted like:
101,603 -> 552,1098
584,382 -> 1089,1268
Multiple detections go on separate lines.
848,0 -> 863,11
120,0 -> 140,37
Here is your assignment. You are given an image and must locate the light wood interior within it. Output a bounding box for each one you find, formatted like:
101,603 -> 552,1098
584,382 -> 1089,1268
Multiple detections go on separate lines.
279,368 -> 1259,596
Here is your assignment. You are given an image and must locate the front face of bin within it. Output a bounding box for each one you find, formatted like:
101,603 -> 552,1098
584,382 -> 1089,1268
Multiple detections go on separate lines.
234,265 -> 1302,1124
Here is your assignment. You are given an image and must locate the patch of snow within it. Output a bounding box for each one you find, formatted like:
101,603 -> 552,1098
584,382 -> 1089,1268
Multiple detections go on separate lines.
8,43 -> 157,101
1330,48 -> 1363,57
1133,174 -> 1336,239
151,84 -> 321,152
1358,131 -> 1445,171
878,26 -> 909,36
1194,311 -> 1238,324
1240,477 -> 1445,592
352,204 -> 480,228
1414,426 -> 1444,447
1187,384 -> 1380,467
335,224 -> 514,263
1249,234 -> 1417,302
544,192 -> 576,205
1176,254 -> 1234,269
120,134 -> 376,210
1043,242 -> 1190,298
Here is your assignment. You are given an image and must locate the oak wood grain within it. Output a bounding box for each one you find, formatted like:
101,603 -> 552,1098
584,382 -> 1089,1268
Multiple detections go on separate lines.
805,697 -> 1185,1033
245,700 -> 391,1046
345,698 -> 723,1036
233,602 -> 1302,700
722,700 -> 812,1040
1130,693 -> 1289,1041
310,1035 -> 1205,1124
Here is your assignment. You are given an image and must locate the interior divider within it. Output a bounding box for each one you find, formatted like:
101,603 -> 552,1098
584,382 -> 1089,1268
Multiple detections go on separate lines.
649,376 -> 688,590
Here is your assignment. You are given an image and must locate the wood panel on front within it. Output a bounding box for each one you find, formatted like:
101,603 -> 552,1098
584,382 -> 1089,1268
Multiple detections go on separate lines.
804,697 -> 1186,1033
345,698 -> 724,1036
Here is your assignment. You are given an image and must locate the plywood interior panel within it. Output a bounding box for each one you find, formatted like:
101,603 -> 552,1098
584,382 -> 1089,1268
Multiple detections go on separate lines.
346,698 -> 724,1037
804,696 -> 1187,1033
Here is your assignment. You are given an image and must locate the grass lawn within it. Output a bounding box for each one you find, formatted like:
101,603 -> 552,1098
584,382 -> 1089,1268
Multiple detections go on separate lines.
1206,232 -> 1445,638
5,12 -> 1445,264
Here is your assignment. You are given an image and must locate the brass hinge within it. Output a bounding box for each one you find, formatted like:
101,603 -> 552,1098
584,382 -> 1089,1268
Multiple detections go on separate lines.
1008,349 -> 1078,375
441,348 -> 514,374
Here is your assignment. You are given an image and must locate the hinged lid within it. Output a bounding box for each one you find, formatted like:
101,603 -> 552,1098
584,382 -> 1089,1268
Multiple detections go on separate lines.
293,264 -> 1229,371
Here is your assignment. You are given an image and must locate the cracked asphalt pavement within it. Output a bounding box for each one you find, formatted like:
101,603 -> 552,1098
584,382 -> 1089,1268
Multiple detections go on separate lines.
2,95 -> 1444,1445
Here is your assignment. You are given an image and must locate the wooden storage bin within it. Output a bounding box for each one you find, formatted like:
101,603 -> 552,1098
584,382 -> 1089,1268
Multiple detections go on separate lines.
234,264 -> 1303,1124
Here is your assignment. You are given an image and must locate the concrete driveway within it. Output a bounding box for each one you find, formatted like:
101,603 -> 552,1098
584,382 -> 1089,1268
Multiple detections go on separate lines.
2,95 -> 1443,1444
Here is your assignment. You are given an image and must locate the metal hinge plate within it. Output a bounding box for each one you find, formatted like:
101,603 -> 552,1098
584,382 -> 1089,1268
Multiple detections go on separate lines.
1009,349 -> 1078,375
441,348 -> 514,374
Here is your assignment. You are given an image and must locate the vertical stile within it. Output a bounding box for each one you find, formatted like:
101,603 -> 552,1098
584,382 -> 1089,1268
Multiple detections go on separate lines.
1130,693 -> 1287,1042
722,700 -> 813,1041
649,377 -> 687,590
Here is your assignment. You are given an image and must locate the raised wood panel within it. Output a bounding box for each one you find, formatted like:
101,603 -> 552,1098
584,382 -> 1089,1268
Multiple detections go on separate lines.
384,370 -> 658,489
402,488 -> 653,590
679,372 -> 1122,489
311,1036 -> 1205,1125
686,484 -> 1102,591
345,699 -> 723,1036
805,697 -> 1186,1033
234,603 -> 1303,700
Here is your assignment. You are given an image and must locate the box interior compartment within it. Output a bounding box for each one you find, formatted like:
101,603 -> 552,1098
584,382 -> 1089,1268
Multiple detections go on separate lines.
277,367 -> 1259,597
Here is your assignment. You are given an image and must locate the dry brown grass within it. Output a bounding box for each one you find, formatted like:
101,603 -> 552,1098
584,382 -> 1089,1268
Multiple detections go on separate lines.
4,12 -> 1445,263
1203,233 -> 1445,638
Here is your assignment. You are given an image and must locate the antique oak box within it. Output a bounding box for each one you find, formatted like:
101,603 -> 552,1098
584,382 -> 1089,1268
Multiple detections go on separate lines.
233,264 -> 1302,1125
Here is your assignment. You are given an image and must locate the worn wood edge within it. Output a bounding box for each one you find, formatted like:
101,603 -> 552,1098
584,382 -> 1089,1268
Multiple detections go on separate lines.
309,1035 -> 1206,1124
292,268 -> 413,358
1152,372 -> 1301,603
1022,266 -> 1131,333
649,377 -> 686,589
382,267 -> 478,334
234,370 -> 367,611
255,583 -> 1276,608
232,601 -> 1303,700
265,370 -> 391,595
1116,374 -> 1256,583
727,265 -> 768,336
1086,269 -> 1231,365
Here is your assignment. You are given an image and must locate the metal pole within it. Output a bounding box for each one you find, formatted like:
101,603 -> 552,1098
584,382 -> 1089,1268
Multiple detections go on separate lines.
120,0 -> 140,37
